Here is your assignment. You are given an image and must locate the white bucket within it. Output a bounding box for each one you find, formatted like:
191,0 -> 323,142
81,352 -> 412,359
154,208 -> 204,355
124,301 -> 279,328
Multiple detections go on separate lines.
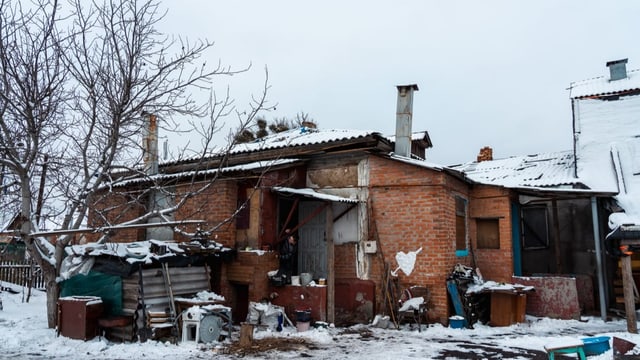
300,273 -> 313,286
291,276 -> 300,286
296,321 -> 310,332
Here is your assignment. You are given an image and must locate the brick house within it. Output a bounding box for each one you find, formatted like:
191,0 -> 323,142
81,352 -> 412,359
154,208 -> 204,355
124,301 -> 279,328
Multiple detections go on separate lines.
452,58 -> 640,320
90,85 -> 519,325
90,69 -> 634,327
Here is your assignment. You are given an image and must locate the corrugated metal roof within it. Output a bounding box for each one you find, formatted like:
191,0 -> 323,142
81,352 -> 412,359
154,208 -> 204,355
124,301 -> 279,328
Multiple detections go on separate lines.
569,68 -> 640,99
451,151 -> 581,188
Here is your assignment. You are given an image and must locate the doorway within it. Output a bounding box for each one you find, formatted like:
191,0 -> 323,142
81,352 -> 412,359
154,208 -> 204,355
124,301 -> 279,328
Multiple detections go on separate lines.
298,201 -> 327,279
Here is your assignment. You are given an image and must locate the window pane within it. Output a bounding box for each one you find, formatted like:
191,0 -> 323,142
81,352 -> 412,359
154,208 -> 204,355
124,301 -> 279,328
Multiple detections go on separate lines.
236,187 -> 250,229
522,206 -> 549,249
455,196 -> 467,251
477,218 -> 500,249
456,197 -> 465,215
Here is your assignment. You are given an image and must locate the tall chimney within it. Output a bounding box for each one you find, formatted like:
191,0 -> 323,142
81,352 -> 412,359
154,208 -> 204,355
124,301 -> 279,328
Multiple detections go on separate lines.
143,112 -> 158,175
143,112 -> 172,241
395,84 -> 419,158
606,58 -> 628,81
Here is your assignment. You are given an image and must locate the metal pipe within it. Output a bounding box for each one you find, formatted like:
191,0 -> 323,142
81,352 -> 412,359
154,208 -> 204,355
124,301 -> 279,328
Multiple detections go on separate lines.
395,84 -> 419,158
591,196 -> 607,321
143,113 -> 158,176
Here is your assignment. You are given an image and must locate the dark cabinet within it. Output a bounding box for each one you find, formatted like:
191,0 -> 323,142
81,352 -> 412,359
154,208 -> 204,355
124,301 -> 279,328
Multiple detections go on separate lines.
57,296 -> 104,340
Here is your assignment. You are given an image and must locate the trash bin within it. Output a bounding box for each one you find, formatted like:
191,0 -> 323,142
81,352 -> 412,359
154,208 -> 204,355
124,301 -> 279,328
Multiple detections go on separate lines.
295,309 -> 312,332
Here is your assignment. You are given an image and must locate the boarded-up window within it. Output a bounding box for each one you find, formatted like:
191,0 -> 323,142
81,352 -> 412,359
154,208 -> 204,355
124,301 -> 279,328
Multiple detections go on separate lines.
477,218 -> 500,249
236,186 -> 250,229
455,196 -> 468,253
521,206 -> 549,249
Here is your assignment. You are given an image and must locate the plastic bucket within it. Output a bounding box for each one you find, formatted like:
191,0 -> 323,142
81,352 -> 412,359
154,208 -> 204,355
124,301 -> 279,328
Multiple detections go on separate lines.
300,273 -> 313,286
449,316 -> 465,329
295,309 -> 312,322
296,321 -> 310,332
581,336 -> 610,356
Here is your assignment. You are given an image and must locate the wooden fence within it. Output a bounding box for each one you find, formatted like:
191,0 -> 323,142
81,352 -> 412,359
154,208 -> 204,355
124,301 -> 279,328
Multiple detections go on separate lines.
0,260 -> 45,290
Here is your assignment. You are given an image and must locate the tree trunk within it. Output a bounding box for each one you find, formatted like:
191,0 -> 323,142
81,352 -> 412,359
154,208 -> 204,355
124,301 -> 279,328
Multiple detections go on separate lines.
45,267 -> 60,329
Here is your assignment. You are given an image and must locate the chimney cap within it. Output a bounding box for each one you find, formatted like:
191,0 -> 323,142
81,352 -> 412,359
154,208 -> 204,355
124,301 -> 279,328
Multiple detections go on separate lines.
606,58 -> 628,67
396,84 -> 419,91
606,58 -> 629,81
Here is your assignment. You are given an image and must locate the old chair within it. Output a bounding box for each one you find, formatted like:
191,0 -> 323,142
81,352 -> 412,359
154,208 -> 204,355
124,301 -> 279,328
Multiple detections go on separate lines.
396,285 -> 430,332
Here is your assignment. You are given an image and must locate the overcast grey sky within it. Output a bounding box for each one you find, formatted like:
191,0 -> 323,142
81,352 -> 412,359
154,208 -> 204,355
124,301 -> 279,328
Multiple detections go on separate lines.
159,1 -> 640,166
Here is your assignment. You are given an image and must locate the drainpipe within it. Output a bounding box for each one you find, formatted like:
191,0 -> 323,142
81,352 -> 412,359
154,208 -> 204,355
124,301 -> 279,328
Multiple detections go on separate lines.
591,196 -> 607,321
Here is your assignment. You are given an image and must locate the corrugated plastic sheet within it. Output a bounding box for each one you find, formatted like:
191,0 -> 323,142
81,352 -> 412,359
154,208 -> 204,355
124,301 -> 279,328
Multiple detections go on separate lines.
230,127 -> 378,154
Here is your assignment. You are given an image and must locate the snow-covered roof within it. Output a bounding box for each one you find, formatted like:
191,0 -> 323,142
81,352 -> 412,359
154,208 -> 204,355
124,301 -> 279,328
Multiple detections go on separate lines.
229,127 -> 382,154
452,151 -> 581,188
570,79 -> 640,227
64,239 -> 230,264
59,239 -> 232,281
159,127 -> 432,169
272,186 -> 361,203
451,151 -> 583,189
569,68 -> 640,99
388,153 -> 445,172
109,158 -> 301,188
386,131 -> 432,145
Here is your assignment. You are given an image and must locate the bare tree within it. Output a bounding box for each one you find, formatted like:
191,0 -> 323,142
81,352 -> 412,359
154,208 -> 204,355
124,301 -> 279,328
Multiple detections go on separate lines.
0,0 -> 271,327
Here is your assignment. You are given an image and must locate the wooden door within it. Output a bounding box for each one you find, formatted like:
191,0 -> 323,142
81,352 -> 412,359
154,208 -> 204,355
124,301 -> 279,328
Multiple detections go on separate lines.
298,201 -> 327,279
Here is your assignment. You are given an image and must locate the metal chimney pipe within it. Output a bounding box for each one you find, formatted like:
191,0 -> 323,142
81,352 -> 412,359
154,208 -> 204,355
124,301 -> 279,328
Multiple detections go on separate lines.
606,58 -> 628,81
395,84 -> 419,158
143,112 -> 159,175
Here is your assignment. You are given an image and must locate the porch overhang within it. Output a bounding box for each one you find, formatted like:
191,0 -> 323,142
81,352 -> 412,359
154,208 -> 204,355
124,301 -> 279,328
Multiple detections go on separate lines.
512,186 -> 617,200
271,186 -> 361,203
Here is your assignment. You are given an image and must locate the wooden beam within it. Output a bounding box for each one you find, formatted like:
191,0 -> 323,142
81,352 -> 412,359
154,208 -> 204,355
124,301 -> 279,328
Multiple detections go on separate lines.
621,255 -> 638,333
552,200 -> 562,274
288,202 -> 329,236
278,197 -> 300,239
333,203 -> 357,223
326,203 -> 335,325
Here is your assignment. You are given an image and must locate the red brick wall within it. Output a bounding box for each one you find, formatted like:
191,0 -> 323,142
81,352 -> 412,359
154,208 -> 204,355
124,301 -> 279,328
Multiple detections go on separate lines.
367,156 -> 473,323
87,179 -> 240,246
469,185 -> 515,282
335,243 -> 357,278
223,251 -> 279,304
87,190 -> 146,243
173,180 -> 238,247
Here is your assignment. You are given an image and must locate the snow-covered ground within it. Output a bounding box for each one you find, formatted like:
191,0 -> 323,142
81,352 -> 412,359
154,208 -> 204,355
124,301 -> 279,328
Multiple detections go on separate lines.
2,282 -> 640,360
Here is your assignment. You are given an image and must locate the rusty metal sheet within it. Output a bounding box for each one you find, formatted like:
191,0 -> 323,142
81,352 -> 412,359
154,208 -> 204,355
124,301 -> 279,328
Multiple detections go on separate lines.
512,275 -> 581,320
335,278 -> 375,326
